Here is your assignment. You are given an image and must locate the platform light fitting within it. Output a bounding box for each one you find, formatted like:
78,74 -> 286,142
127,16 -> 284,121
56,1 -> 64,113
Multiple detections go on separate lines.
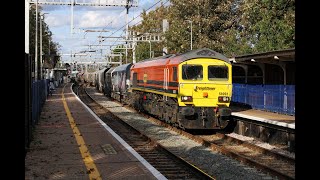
229,58 -> 236,63
274,56 -> 279,59
251,59 -> 255,62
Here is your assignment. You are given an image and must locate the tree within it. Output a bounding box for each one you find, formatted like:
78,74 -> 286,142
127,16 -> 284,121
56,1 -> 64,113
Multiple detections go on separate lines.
129,5 -> 169,61
29,6 -> 61,71
118,0 -> 295,58
221,0 -> 295,56
164,0 -> 239,54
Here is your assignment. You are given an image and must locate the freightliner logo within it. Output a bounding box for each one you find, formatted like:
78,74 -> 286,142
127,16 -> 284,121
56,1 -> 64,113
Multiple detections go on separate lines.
197,87 -> 215,90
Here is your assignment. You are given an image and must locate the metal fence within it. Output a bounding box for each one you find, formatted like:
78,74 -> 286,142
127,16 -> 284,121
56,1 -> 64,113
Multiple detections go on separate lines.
232,83 -> 295,115
25,54 -> 31,156
31,79 -> 49,125
25,53 -> 50,155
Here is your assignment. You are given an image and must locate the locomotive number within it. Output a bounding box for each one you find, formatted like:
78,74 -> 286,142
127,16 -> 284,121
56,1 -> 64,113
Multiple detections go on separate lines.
219,92 -> 228,96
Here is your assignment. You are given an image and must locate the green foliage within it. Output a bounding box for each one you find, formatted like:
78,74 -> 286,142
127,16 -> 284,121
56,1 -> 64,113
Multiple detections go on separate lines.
136,42 -> 156,61
29,6 -> 61,63
221,0 -> 295,56
128,5 -> 168,61
165,0 -> 237,54
118,0 -> 295,58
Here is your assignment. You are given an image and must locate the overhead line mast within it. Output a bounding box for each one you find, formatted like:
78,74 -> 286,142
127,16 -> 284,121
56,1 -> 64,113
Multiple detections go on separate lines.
26,0 -> 138,70
125,0 -> 131,64
28,0 -> 138,35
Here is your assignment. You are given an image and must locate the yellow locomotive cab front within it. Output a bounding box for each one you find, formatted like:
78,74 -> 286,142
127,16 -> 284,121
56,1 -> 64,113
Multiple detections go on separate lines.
178,58 -> 232,108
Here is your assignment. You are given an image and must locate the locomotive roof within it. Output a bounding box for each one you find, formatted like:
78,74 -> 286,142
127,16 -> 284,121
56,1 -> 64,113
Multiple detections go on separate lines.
113,63 -> 132,72
137,54 -> 175,63
106,66 -> 116,74
97,67 -> 110,73
131,48 -> 230,68
178,48 -> 230,63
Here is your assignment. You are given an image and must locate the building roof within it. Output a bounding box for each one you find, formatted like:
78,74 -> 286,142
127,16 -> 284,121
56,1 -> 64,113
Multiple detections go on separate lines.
230,48 -> 295,64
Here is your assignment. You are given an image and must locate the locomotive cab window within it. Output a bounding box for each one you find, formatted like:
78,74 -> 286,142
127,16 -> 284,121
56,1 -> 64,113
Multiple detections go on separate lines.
182,65 -> 203,80
208,65 -> 228,80
173,67 -> 177,81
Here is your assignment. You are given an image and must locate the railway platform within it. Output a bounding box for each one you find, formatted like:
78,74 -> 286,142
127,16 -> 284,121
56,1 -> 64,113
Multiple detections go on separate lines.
229,103 -> 295,152
230,104 -> 295,130
25,83 -> 165,180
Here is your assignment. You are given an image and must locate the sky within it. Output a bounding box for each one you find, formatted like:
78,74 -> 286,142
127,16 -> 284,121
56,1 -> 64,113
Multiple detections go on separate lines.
39,0 -> 168,63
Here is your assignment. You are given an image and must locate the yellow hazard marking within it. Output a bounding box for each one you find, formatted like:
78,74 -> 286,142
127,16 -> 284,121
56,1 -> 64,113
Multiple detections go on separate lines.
62,85 -> 101,180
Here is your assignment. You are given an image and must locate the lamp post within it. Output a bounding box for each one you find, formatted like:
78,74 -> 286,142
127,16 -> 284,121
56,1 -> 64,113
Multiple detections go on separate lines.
186,20 -> 193,50
35,0 -> 38,80
40,13 -> 49,79
149,41 -> 152,58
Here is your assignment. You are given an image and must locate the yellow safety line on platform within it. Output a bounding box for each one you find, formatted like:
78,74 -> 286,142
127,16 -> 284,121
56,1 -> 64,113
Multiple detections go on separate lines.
62,84 -> 101,180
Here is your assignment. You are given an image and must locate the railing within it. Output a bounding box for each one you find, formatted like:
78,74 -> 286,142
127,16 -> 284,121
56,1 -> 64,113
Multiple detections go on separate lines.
31,79 -> 49,126
232,83 -> 295,115
25,53 -> 50,155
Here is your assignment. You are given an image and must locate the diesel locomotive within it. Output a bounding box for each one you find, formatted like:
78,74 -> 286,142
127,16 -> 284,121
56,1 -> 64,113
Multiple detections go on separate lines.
95,48 -> 233,130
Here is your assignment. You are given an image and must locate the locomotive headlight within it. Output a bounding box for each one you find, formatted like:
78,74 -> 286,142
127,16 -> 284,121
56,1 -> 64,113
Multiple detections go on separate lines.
218,96 -> 230,103
181,96 -> 193,102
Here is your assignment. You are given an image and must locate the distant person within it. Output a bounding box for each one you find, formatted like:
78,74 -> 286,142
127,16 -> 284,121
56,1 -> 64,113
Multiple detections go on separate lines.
49,78 -> 55,95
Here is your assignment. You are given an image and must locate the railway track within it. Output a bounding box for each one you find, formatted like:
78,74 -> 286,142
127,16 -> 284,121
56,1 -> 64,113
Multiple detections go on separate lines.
77,84 -> 295,179
76,84 -> 213,180
140,113 -> 295,179
139,115 -> 295,179
197,133 -> 295,179
142,115 -> 295,179
94,93 -> 295,179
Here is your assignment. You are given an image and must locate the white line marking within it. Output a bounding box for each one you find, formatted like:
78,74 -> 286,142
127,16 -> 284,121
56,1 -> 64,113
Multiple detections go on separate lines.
69,84 -> 168,180
232,112 -> 295,129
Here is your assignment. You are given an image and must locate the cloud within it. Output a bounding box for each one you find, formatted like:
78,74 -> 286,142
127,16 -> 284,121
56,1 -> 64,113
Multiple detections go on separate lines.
40,0 -> 168,59
78,10 -> 126,29
138,0 -> 167,12
45,14 -> 70,27
41,5 -> 65,11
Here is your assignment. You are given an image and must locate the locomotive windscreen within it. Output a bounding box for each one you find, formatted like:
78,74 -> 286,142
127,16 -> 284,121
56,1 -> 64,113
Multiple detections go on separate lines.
182,65 -> 203,80
208,65 -> 228,80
